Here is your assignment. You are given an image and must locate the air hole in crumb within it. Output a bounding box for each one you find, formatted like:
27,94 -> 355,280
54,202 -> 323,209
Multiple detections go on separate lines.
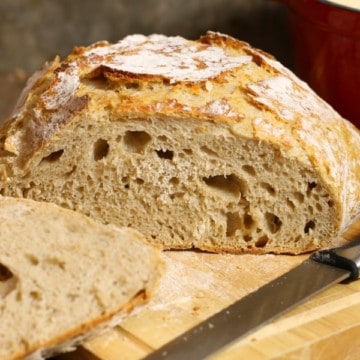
169,177 -> 180,185
260,182 -> 276,196
29,291 -> 42,301
22,171 -> 32,179
316,203 -> 323,211
93,139 -> 109,161
0,263 -> 13,282
286,199 -> 295,210
22,181 -> 35,198
294,192 -> 305,204
170,192 -> 184,200
155,149 -> 174,160
226,212 -> 242,237
265,212 -> 282,234
304,220 -> 316,234
25,254 -> 39,266
203,174 -> 246,199
86,175 -> 93,185
64,165 -> 77,177
183,149 -> 193,155
158,135 -> 168,142
15,291 -> 22,302
244,235 -> 252,242
136,178 -> 144,185
242,165 -> 256,176
40,149 -> 64,164
59,202 -> 72,210
123,131 -> 152,154
45,257 -> 66,270
200,146 -> 218,156
328,200 -> 334,208
67,293 -> 78,301
307,183 -> 319,197
244,213 -> 255,229
307,182 -> 317,192
315,184 -> 322,192
255,235 -> 269,248
0,263 -> 17,298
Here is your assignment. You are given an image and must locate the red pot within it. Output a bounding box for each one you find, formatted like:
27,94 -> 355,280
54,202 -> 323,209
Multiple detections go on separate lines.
280,0 -> 360,128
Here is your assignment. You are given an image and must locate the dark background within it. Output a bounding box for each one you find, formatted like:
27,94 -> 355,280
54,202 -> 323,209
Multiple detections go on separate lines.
0,0 -> 291,119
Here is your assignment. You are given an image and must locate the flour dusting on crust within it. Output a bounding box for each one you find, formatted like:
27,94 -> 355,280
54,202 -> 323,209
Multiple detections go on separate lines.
86,34 -> 252,83
38,34 -> 251,112
41,67 -> 80,111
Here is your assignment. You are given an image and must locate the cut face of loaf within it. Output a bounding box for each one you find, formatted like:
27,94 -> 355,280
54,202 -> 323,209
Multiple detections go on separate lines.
2,117 -> 341,255
1,32 -> 360,254
0,197 -> 161,360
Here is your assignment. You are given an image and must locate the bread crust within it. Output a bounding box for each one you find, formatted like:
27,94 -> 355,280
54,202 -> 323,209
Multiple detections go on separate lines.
0,32 -> 359,254
13,290 -> 147,360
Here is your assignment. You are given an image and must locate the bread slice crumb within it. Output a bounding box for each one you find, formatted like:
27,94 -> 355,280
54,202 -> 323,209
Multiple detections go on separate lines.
0,196 -> 162,360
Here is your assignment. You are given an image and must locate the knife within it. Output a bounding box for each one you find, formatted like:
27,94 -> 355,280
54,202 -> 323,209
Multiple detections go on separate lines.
143,236 -> 360,360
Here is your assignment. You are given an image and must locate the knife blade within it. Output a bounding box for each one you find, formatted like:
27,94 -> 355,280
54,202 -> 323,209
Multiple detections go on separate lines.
144,236 -> 360,360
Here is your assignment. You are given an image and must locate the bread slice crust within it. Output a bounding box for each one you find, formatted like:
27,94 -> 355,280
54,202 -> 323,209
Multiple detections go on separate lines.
12,290 -> 147,360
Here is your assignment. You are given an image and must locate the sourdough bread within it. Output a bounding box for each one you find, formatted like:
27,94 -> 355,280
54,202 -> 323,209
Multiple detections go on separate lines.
0,196 -> 161,360
0,32 -> 359,254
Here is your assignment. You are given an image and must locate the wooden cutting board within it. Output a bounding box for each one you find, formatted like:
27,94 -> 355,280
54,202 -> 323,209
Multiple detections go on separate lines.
54,221 -> 360,360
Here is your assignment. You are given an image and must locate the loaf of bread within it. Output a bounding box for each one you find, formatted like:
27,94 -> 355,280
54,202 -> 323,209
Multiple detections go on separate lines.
0,32 -> 359,254
0,196 -> 161,360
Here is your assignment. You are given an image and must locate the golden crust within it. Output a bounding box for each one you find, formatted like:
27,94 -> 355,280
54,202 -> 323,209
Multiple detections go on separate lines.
11,290 -> 148,360
1,31 -> 360,234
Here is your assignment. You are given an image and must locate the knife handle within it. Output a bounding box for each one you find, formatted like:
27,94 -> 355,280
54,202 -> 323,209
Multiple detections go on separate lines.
310,237 -> 360,280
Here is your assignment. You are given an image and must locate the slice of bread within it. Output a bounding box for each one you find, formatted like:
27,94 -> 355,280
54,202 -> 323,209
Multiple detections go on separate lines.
0,196 -> 161,360
0,32 -> 359,254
